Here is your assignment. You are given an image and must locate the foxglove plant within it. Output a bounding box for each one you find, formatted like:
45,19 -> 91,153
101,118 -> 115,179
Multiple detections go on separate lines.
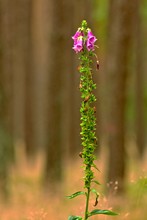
67,20 -> 118,220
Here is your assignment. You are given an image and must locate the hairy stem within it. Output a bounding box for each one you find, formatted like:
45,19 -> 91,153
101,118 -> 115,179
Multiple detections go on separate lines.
84,185 -> 90,220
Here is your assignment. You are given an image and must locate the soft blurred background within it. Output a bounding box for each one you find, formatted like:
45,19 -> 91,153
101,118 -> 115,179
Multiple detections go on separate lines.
0,0 -> 147,219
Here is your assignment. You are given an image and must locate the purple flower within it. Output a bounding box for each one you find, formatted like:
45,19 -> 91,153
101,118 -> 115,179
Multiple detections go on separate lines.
72,29 -> 97,53
87,30 -> 97,44
72,30 -> 83,45
72,30 -> 81,40
86,29 -> 97,51
72,30 -> 84,53
72,36 -> 83,53
86,41 -> 94,51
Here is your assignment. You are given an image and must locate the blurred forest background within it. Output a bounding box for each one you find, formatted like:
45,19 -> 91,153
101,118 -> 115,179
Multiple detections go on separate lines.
0,0 -> 147,219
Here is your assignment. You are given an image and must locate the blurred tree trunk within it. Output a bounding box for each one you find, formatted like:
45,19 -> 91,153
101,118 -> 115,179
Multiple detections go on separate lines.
43,0 -> 67,188
25,0 -> 51,161
0,0 -> 15,199
67,1 -> 81,157
9,0 -> 31,157
11,0 -> 30,147
24,0 -> 35,159
133,0 -> 145,158
105,0 -> 134,193
0,1 -> 14,133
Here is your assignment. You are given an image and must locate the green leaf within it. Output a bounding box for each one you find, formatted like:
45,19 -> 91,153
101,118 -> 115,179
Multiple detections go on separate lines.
92,180 -> 101,185
66,191 -> 86,199
68,215 -> 82,220
92,163 -> 100,172
88,209 -> 118,217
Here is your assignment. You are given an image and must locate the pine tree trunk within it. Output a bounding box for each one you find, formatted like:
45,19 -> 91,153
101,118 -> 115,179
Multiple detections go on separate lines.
44,0 -> 68,187
133,0 -> 145,158
105,0 -> 134,193
0,0 -> 15,199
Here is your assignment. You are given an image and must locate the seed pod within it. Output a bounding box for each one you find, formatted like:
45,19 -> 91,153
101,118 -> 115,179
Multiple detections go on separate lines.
94,197 -> 98,206
96,60 -> 99,70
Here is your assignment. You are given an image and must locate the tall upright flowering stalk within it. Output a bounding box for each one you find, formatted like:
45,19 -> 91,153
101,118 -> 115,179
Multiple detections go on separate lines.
67,20 -> 117,220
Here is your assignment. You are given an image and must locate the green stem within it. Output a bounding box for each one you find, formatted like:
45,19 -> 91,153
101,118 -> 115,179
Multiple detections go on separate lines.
84,187 -> 90,220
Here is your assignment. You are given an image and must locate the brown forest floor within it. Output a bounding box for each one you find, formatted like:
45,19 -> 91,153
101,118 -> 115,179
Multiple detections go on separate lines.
0,144 -> 147,220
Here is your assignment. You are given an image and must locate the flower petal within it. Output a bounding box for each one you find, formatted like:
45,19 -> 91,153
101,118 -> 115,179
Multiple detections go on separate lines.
87,30 -> 97,43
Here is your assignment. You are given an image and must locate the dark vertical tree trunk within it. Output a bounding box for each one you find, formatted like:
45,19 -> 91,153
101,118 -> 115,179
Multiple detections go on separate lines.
25,0 -> 37,158
0,0 -> 15,199
133,0 -> 145,158
1,0 -> 31,159
105,0 -> 134,193
25,0 -> 51,160
13,0 -> 31,156
68,1 -> 84,157
11,0 -> 30,146
25,1 -> 35,158
0,0 -> 14,133
43,0 -> 68,188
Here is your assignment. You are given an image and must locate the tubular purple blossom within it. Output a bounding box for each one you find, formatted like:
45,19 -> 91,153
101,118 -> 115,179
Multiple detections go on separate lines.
72,30 -> 83,45
86,40 -> 94,51
72,27 -> 97,53
86,30 -> 97,51
72,36 -> 83,53
72,29 -> 82,40
87,30 -> 97,44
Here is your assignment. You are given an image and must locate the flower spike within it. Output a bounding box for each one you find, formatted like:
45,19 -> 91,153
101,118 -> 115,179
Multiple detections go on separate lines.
68,20 -> 118,220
